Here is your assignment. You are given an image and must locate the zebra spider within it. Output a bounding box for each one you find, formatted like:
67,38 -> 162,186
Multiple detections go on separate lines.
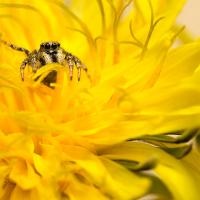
1,40 -> 88,87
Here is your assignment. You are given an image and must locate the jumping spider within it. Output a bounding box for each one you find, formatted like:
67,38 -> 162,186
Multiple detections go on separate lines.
0,40 -> 88,87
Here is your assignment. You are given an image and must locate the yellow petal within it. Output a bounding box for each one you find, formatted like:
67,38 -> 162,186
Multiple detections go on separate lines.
9,160 -> 40,190
101,142 -> 200,200
99,157 -> 150,200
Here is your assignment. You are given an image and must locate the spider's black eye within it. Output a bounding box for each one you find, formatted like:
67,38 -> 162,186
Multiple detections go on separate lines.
52,42 -> 60,49
52,43 -> 58,49
45,43 -> 51,49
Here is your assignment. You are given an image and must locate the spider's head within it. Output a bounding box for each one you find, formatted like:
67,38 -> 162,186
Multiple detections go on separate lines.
40,41 -> 60,53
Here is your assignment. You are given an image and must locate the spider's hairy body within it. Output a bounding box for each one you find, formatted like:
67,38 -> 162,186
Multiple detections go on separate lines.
38,42 -> 66,65
1,40 -> 87,87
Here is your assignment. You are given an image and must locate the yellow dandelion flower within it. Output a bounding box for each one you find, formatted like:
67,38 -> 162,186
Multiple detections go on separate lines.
0,0 -> 200,199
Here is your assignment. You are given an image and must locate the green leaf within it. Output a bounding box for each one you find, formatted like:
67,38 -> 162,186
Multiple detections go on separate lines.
161,144 -> 192,159
195,133 -> 200,152
139,174 -> 173,200
113,158 -> 157,171
129,129 -> 199,144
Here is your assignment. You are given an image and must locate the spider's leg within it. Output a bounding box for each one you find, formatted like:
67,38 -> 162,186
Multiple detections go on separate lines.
69,62 -> 74,81
66,53 -> 74,80
20,59 -> 29,81
75,60 -> 83,82
65,51 -> 89,81
72,55 -> 88,81
77,65 -> 81,81
0,40 -> 30,56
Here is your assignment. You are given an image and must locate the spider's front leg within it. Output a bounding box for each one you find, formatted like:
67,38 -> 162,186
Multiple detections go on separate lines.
0,39 -> 30,56
65,52 -> 88,81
